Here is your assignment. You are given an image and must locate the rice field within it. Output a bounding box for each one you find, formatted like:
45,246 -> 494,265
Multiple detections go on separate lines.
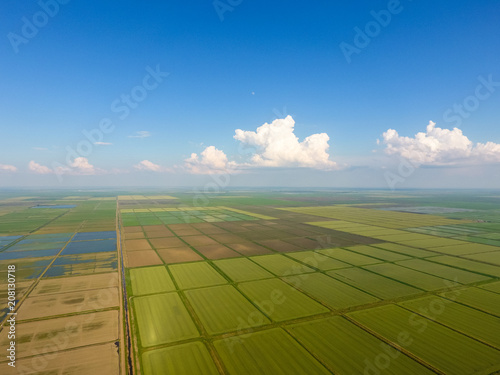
169,262 -> 228,289
1,190 -> 500,374
213,257 -> 273,282
214,329 -> 331,375
133,292 -> 199,346
327,267 -> 421,299
237,278 -> 329,321
283,272 -> 379,310
288,316 -> 435,374
141,342 -> 219,375
363,263 -> 454,291
349,304 -> 500,375
399,296 -> 500,349
184,285 -> 270,335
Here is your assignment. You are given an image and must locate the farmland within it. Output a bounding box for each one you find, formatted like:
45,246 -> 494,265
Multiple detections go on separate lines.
1,190 -> 500,374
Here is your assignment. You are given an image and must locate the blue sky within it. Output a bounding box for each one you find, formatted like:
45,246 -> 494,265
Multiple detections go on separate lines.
1,0 -> 500,188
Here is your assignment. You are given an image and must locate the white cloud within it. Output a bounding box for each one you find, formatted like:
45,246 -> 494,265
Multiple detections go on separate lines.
128,131 -> 151,138
29,157 -> 100,175
234,116 -> 338,170
29,161 -> 53,174
184,116 -> 338,174
381,121 -> 500,165
71,157 -> 97,175
185,146 -> 237,174
33,147 -> 48,151
94,142 -> 112,146
0,164 -> 17,172
134,160 -> 168,172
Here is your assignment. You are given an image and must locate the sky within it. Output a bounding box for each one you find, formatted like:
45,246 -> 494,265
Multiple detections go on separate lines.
1,0 -> 500,188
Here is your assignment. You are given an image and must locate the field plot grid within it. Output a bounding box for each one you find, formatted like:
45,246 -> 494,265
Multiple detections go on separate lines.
2,192 -> 500,374
118,198 -> 500,375
0,197 -> 121,374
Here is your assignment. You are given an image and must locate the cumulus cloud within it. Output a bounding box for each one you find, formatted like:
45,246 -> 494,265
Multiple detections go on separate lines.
128,131 -> 151,138
381,121 -> 500,165
28,161 -> 53,174
71,157 -> 97,174
183,116 -> 338,174
185,146 -> 237,174
234,116 -> 337,170
0,164 -> 17,172
133,160 -> 171,172
29,157 -> 100,175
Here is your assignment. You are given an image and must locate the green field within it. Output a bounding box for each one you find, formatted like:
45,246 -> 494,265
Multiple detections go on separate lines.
317,247 -> 382,266
288,316 -> 435,374
372,242 -> 438,258
395,258 -> 490,284
284,272 -> 379,310
142,342 -> 219,375
481,280 -> 500,293
250,254 -> 316,276
442,287 -> 500,316
2,190 -> 500,374
286,250 -> 351,270
364,263 -> 452,291
400,296 -> 500,349
169,262 -> 228,289
185,285 -> 270,335
349,304 -> 500,374
213,257 -> 273,282
133,292 -> 199,347
214,329 -> 331,375
343,244 -> 412,262
327,267 -> 421,300
129,266 -> 176,295
238,278 -> 329,321
463,250 -> 500,265
429,255 -> 500,277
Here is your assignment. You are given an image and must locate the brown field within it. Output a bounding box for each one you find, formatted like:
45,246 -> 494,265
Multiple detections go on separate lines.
207,233 -> 246,243
227,242 -> 274,256
0,280 -> 33,297
124,232 -> 146,240
124,226 -> 143,233
0,310 -> 119,358
17,287 -> 119,321
2,342 -> 120,374
31,273 -> 119,296
125,239 -> 152,251
283,237 -> 323,249
238,231 -> 275,241
168,225 -> 202,236
143,225 -> 168,232
257,239 -> 303,252
145,228 -> 174,238
126,251 -> 163,268
181,235 -> 219,246
194,244 -> 240,259
157,247 -> 203,263
149,237 -> 185,249
195,225 -> 228,234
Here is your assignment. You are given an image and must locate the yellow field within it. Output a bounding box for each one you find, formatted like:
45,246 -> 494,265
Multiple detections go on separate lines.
118,195 -> 178,200
282,206 -> 467,228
